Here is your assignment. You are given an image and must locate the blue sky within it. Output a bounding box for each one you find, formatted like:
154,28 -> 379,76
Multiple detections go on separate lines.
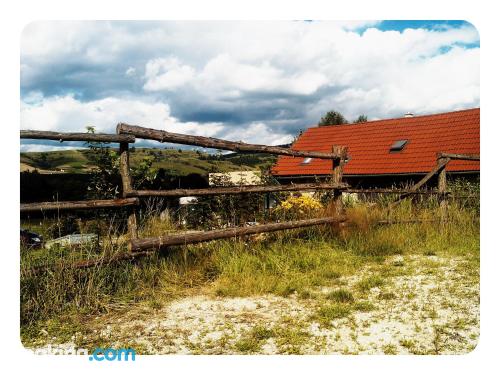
20,20 -> 479,151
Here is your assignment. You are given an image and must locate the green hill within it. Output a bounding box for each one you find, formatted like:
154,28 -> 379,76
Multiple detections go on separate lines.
20,148 -> 277,176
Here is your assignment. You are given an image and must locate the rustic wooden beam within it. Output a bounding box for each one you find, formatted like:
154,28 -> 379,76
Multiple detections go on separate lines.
344,188 -> 447,195
412,157 -> 451,191
331,146 -> 348,217
119,142 -> 138,239
437,152 -> 480,161
390,157 -> 451,208
131,217 -> 345,252
119,142 -> 133,193
127,182 -> 348,197
116,123 -> 341,160
437,156 -> 448,217
20,130 -> 135,143
331,146 -> 348,184
20,197 -> 139,213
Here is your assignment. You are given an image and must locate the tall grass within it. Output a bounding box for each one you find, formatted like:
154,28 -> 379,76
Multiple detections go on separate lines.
20,193 -> 479,343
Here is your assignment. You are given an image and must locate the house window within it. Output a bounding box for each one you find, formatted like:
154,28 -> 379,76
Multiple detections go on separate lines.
301,157 -> 313,164
390,139 -> 408,152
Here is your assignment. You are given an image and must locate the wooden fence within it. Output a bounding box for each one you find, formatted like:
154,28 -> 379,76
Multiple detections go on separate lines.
115,125 -> 348,252
21,127 -> 348,260
20,126 -> 479,267
390,152 -> 480,207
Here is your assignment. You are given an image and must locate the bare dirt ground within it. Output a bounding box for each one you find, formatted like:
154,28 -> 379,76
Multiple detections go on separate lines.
32,254 -> 478,355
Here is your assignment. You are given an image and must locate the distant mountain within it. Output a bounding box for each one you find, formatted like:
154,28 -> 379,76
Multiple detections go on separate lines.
20,148 -> 277,176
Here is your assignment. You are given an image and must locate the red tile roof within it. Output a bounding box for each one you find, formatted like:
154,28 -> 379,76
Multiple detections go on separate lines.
272,108 -> 480,176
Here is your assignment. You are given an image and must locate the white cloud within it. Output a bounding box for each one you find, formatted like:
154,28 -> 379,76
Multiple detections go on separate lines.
125,67 -> 136,76
138,22 -> 479,117
20,95 -> 224,137
320,46 -> 480,119
222,122 -> 294,145
20,144 -> 82,152
143,57 -> 195,91
142,52 -> 329,97
20,21 -> 480,148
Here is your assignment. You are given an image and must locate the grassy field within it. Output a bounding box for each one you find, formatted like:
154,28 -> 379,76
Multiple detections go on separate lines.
20,195 -> 479,354
20,148 -> 276,175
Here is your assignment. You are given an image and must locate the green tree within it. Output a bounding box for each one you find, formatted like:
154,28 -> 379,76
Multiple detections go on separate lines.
84,126 -> 121,199
318,111 -> 348,126
38,153 -> 50,169
353,115 -> 368,123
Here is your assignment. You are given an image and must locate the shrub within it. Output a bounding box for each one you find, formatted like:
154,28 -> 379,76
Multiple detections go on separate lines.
316,304 -> 352,326
357,275 -> 385,292
273,194 -> 323,220
327,289 -> 354,303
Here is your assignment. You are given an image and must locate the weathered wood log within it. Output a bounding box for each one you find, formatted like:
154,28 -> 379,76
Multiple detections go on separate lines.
20,198 -> 139,213
390,157 -> 451,207
118,142 -> 138,239
437,152 -> 480,161
344,188 -> 447,195
331,146 -> 348,216
331,146 -> 348,184
411,157 -> 451,191
119,142 -> 133,193
128,182 -> 348,197
21,130 -> 135,143
438,156 -> 448,215
116,123 -> 341,160
131,217 -> 345,251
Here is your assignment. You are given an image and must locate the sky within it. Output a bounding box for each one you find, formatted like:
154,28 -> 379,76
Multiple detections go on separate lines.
20,20 -> 479,152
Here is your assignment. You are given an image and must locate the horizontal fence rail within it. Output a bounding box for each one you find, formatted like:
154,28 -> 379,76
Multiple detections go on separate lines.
20,130 -> 135,143
128,182 -> 348,197
116,123 -> 341,160
131,217 -> 345,252
343,188 -> 447,195
21,198 -> 139,213
438,152 -> 480,161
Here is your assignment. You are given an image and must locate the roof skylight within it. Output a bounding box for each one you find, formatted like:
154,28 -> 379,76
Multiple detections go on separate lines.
301,157 -> 313,164
390,139 -> 408,152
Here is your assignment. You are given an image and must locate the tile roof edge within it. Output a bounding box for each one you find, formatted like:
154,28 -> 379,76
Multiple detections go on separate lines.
302,107 -> 480,131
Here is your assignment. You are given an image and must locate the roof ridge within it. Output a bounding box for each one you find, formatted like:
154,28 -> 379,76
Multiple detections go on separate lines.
306,107 -> 479,130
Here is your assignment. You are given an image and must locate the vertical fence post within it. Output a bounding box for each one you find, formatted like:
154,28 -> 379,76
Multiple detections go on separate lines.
331,145 -> 348,217
119,142 -> 138,240
437,154 -> 448,221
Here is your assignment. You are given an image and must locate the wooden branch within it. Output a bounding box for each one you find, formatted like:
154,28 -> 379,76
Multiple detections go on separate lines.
437,153 -> 480,161
21,130 -> 135,143
412,157 -> 451,191
20,198 -> 139,213
128,182 -> 348,197
116,123 -> 341,160
390,157 -> 451,207
344,188 -> 447,195
131,217 -> 345,251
